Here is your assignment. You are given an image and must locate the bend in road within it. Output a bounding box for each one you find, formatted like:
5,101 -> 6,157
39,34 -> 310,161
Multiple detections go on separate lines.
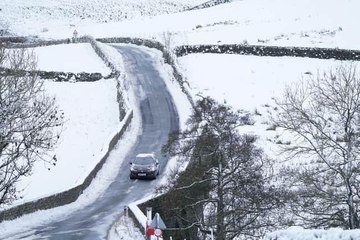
3,44 -> 179,240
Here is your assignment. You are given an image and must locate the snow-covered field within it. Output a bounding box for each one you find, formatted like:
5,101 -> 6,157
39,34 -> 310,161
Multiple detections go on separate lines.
0,0 -> 204,37
177,54 -> 355,162
1,0 -> 360,239
263,227 -> 360,240
1,0 -> 359,50
178,54 -> 350,112
35,43 -> 111,74
1,42 -> 121,207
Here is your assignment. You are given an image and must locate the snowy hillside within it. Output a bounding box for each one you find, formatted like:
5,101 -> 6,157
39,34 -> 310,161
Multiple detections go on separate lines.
1,0 -> 360,239
1,0 -> 359,50
263,227 -> 360,240
0,0 -> 205,36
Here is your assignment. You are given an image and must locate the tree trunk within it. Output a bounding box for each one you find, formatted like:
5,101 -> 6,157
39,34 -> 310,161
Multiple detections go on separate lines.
216,161 -> 226,240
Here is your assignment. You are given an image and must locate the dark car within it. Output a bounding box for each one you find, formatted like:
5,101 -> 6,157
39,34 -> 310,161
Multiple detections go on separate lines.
130,153 -> 159,180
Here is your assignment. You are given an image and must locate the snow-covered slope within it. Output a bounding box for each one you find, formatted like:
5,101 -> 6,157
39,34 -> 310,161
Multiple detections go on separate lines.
1,0 -> 360,239
0,0 -> 205,36
5,43 -> 121,205
263,227 -> 360,240
1,0 -> 359,50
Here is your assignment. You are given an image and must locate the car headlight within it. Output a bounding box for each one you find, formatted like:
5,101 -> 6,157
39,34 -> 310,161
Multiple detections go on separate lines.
149,166 -> 156,171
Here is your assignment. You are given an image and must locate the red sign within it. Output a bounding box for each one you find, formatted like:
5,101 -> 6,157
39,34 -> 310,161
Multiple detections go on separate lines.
146,212 -> 166,237
154,228 -> 163,237
146,223 -> 155,236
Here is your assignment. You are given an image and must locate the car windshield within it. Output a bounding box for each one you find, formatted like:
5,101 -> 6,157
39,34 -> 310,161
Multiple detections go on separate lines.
133,155 -> 155,165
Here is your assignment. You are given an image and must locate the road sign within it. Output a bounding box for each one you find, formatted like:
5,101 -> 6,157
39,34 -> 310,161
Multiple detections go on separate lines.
146,224 -> 155,236
154,228 -> 163,237
150,213 -> 167,229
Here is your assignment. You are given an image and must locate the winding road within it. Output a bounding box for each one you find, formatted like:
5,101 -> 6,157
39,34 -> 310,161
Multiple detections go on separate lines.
3,44 -> 179,239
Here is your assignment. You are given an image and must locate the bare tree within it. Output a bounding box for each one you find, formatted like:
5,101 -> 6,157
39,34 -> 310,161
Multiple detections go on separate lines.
271,64 -> 360,229
0,46 -> 63,206
161,96 -> 283,240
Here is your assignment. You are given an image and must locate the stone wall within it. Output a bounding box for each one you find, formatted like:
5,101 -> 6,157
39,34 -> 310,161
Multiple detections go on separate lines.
0,67 -> 106,82
175,44 -> 360,61
2,36 -> 88,48
0,36 -> 27,44
188,0 -> 230,11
